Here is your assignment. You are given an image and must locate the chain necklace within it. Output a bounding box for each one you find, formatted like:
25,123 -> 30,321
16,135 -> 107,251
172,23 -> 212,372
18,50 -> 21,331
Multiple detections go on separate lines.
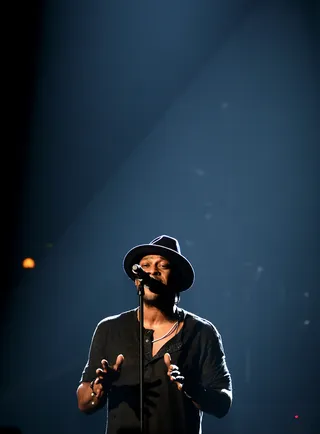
152,321 -> 179,343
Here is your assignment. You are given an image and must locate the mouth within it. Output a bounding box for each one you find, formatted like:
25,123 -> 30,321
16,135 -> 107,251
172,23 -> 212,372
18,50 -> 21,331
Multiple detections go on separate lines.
151,276 -> 162,282
145,278 -> 165,293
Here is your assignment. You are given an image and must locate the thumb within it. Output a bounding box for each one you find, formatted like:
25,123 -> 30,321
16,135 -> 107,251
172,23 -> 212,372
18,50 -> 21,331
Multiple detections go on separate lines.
164,353 -> 171,368
114,354 -> 124,371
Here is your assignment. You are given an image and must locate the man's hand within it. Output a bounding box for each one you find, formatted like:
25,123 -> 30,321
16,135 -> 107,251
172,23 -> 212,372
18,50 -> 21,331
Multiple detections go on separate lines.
164,353 -> 201,410
164,353 -> 184,391
92,354 -> 124,397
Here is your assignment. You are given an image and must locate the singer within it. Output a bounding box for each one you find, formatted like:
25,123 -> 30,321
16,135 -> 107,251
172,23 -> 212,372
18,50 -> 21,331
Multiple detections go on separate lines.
77,235 -> 232,434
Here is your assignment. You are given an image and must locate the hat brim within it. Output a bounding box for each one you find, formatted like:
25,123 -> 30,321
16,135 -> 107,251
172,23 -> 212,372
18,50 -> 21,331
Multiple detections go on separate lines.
123,244 -> 194,291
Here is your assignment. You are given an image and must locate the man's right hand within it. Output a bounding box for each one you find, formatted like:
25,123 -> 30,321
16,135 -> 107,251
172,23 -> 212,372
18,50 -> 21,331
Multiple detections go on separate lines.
92,354 -> 125,397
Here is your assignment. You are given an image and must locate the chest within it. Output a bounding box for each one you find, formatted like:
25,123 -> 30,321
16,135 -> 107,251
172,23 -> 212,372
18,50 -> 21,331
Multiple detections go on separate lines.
151,335 -> 174,357
106,320 -> 201,389
150,322 -> 184,357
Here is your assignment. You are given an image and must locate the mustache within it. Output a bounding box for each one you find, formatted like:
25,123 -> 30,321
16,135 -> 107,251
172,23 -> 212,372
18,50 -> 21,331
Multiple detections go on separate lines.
144,277 -> 166,294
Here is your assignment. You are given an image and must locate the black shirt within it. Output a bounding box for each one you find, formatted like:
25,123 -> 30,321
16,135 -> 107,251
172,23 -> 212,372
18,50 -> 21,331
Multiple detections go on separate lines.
80,307 -> 232,434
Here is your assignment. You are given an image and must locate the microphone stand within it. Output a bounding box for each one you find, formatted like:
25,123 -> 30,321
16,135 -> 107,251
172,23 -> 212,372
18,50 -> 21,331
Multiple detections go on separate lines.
137,280 -> 145,434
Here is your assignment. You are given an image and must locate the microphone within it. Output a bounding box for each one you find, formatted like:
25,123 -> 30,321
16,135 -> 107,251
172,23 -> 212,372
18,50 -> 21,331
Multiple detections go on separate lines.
132,264 -> 164,291
132,264 -> 152,281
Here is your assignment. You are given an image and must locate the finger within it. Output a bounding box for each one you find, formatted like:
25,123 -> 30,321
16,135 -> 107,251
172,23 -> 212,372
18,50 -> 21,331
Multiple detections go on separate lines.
97,384 -> 103,398
176,382 -> 183,391
164,353 -> 171,368
169,377 -> 184,391
113,354 -> 124,371
101,359 -> 109,371
96,368 -> 105,378
95,383 -> 103,398
168,364 -> 179,372
169,369 -> 181,377
91,379 -> 102,397
170,375 -> 185,383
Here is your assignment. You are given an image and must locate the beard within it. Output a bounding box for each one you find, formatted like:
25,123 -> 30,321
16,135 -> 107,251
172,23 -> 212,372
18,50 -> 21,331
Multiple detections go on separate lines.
143,286 -> 176,308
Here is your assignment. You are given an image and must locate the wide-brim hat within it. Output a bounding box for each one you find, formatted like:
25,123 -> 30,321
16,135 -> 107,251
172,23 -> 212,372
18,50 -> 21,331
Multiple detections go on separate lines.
123,235 -> 195,291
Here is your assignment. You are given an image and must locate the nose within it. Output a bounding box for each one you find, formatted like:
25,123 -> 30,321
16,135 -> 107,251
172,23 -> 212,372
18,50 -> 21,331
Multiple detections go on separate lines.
148,265 -> 161,276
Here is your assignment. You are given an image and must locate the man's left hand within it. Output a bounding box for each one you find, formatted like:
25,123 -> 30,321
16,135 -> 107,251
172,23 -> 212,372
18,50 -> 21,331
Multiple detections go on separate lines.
164,353 -> 184,391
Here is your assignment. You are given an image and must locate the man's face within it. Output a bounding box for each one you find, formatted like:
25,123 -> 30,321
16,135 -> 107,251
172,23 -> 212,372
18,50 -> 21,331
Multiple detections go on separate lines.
135,254 -> 172,303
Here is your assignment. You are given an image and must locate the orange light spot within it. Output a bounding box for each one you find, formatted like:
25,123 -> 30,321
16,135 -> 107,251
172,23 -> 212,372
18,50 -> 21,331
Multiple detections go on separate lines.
22,257 -> 35,269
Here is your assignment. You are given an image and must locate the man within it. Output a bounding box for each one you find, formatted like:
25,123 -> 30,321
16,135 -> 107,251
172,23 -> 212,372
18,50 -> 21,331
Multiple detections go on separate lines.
77,235 -> 232,434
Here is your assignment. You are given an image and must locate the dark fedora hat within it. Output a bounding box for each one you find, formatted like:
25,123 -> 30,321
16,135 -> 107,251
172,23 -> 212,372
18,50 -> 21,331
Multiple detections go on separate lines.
123,235 -> 195,291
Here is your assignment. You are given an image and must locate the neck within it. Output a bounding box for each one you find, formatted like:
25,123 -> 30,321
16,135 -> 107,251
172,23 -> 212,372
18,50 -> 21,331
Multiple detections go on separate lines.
138,303 -> 178,327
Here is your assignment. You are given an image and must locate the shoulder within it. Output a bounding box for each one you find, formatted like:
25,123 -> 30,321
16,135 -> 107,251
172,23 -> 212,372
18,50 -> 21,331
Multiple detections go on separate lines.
182,309 -> 221,339
95,308 -> 137,331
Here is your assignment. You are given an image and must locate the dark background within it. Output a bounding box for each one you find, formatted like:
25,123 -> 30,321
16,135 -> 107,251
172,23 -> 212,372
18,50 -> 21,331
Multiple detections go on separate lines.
2,1 -> 319,433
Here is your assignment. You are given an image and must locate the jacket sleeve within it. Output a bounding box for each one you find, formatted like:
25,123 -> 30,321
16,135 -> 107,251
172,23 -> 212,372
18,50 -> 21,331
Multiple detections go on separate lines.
184,323 -> 232,418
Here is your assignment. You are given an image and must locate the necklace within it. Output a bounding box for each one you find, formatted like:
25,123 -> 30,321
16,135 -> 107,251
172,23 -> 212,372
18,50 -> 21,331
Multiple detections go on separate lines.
152,321 -> 179,343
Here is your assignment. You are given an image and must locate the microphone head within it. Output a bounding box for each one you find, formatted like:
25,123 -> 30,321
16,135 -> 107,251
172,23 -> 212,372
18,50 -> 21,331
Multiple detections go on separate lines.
132,264 -> 140,274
